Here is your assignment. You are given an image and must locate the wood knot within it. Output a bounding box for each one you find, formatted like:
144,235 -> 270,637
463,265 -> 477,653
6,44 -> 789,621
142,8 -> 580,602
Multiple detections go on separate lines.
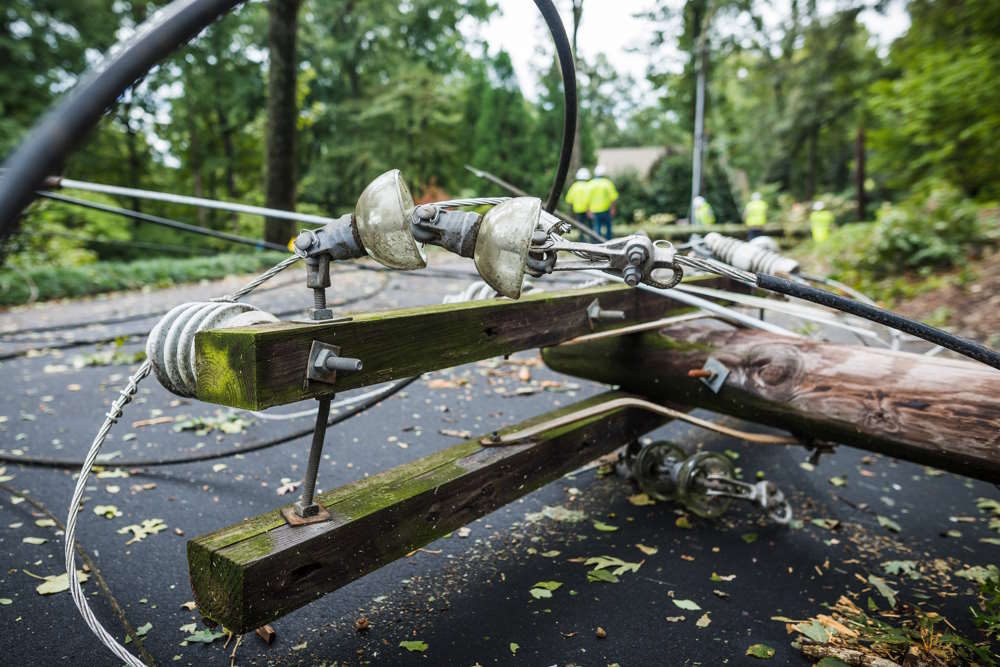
742,343 -> 804,401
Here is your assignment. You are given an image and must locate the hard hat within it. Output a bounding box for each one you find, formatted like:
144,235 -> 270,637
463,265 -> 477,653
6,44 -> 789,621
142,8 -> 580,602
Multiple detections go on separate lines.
693,196 -> 706,206
575,168 -> 591,181
751,192 -> 761,201
812,201 -> 824,211
594,164 -> 607,177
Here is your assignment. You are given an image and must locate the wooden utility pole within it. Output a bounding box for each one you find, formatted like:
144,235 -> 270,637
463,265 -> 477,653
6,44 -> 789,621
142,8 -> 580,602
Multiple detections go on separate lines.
570,0 -> 584,178
543,320 -> 1000,482
264,0 -> 301,246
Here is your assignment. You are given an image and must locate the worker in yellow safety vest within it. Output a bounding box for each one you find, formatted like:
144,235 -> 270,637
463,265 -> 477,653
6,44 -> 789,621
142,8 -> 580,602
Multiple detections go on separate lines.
588,165 -> 619,239
565,167 -> 593,229
809,201 -> 834,243
744,192 -> 767,240
693,196 -> 715,226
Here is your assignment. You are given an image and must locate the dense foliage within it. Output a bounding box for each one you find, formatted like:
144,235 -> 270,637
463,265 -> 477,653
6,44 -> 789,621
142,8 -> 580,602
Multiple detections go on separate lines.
0,0 -> 996,275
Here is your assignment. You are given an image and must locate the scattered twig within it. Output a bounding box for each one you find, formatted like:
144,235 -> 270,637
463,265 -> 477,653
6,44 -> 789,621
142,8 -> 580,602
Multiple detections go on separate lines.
131,416 -> 175,428
799,642 -> 900,667
229,633 -> 243,667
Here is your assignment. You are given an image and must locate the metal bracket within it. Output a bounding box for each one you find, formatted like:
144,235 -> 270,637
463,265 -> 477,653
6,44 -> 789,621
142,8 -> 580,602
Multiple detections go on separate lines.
698,357 -> 730,394
307,341 -> 363,386
586,298 -> 626,330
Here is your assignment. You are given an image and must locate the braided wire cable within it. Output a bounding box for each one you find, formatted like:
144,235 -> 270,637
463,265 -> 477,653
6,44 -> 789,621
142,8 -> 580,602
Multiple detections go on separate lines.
64,360 -> 152,667
673,254 -> 758,285
66,255 -> 298,666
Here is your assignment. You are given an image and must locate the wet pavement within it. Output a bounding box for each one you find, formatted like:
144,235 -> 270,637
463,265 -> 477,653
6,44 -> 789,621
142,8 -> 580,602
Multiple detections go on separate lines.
0,254 -> 996,666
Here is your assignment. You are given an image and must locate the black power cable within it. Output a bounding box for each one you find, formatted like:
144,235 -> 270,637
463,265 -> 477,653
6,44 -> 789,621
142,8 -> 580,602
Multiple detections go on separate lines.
0,376 -> 419,469
0,0 -> 244,240
756,273 -> 1000,370
533,0 -> 577,212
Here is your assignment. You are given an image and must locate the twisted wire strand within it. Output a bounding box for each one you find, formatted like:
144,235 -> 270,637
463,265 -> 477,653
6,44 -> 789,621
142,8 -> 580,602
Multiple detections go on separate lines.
66,255 -> 300,667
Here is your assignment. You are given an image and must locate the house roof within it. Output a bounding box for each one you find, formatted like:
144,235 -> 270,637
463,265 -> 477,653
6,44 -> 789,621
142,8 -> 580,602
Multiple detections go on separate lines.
595,147 -> 668,179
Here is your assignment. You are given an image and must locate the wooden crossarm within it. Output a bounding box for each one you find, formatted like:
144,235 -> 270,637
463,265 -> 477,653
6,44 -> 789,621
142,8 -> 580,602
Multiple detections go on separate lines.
194,283 -> 689,410
187,391 -> 673,632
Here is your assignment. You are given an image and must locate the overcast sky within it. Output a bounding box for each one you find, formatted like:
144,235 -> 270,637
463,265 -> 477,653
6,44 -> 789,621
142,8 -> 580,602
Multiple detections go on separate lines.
465,0 -> 912,100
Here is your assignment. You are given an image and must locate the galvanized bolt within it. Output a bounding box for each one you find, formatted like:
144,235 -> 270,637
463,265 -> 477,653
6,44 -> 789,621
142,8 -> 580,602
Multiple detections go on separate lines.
323,355 -> 363,373
293,232 -> 314,253
627,248 -> 646,266
623,266 -> 642,286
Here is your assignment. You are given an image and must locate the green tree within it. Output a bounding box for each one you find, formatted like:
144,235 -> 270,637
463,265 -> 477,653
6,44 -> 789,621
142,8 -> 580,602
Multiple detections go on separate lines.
868,0 -> 1000,200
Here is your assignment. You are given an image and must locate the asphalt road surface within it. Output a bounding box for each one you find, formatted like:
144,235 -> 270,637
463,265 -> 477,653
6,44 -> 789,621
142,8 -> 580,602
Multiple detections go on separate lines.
0,255 -> 996,666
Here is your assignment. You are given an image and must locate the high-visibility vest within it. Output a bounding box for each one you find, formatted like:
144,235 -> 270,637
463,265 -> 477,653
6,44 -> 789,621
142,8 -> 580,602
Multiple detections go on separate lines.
809,210 -> 834,243
745,200 -> 767,227
565,181 -> 592,214
694,202 -> 715,226
588,177 -> 619,213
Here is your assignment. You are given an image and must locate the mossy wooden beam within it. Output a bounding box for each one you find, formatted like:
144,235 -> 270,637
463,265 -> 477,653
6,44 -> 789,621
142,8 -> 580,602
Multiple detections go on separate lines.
194,283 -> 685,410
187,391 -> 671,632
543,319 -> 1000,482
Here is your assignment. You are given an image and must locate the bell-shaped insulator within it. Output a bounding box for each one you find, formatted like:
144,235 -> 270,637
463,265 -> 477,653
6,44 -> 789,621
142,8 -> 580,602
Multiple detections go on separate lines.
354,170 -> 426,270
473,197 -> 541,299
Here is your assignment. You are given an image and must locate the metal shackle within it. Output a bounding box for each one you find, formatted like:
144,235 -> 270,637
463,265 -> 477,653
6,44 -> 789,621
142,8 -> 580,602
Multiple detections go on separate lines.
146,301 -> 278,397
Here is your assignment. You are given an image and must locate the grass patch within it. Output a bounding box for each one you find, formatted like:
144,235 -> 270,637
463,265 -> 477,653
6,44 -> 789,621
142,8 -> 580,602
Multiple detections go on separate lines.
0,251 -> 288,307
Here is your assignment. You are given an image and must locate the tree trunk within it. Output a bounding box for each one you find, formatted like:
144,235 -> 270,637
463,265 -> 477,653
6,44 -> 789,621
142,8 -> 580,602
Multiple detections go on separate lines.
264,0 -> 301,246
856,124 -> 866,221
542,320 -> 1000,482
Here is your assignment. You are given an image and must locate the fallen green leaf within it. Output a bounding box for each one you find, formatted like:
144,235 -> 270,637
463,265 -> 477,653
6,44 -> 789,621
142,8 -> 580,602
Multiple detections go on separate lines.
868,574 -> 897,608
954,565 -> 999,585
811,518 -> 840,530
882,560 -> 919,579
794,620 -> 831,643
828,476 -> 847,487
627,493 -> 656,506
533,580 -> 562,591
509,642 -> 519,655
22,537 -> 47,545
877,515 -> 901,533
36,571 -> 88,596
117,518 -> 167,544
93,505 -> 122,519
592,520 -> 618,532
672,598 -> 700,611
585,556 -> 642,576
399,640 -> 428,652
183,629 -> 225,644
741,532 -> 758,544
587,569 -> 619,583
746,643 -> 775,659
711,572 -> 736,582
136,622 -> 152,637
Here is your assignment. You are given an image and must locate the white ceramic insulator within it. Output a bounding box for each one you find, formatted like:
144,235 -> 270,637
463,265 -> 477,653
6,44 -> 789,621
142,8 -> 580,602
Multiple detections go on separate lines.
146,302 -> 278,397
704,232 -> 799,275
